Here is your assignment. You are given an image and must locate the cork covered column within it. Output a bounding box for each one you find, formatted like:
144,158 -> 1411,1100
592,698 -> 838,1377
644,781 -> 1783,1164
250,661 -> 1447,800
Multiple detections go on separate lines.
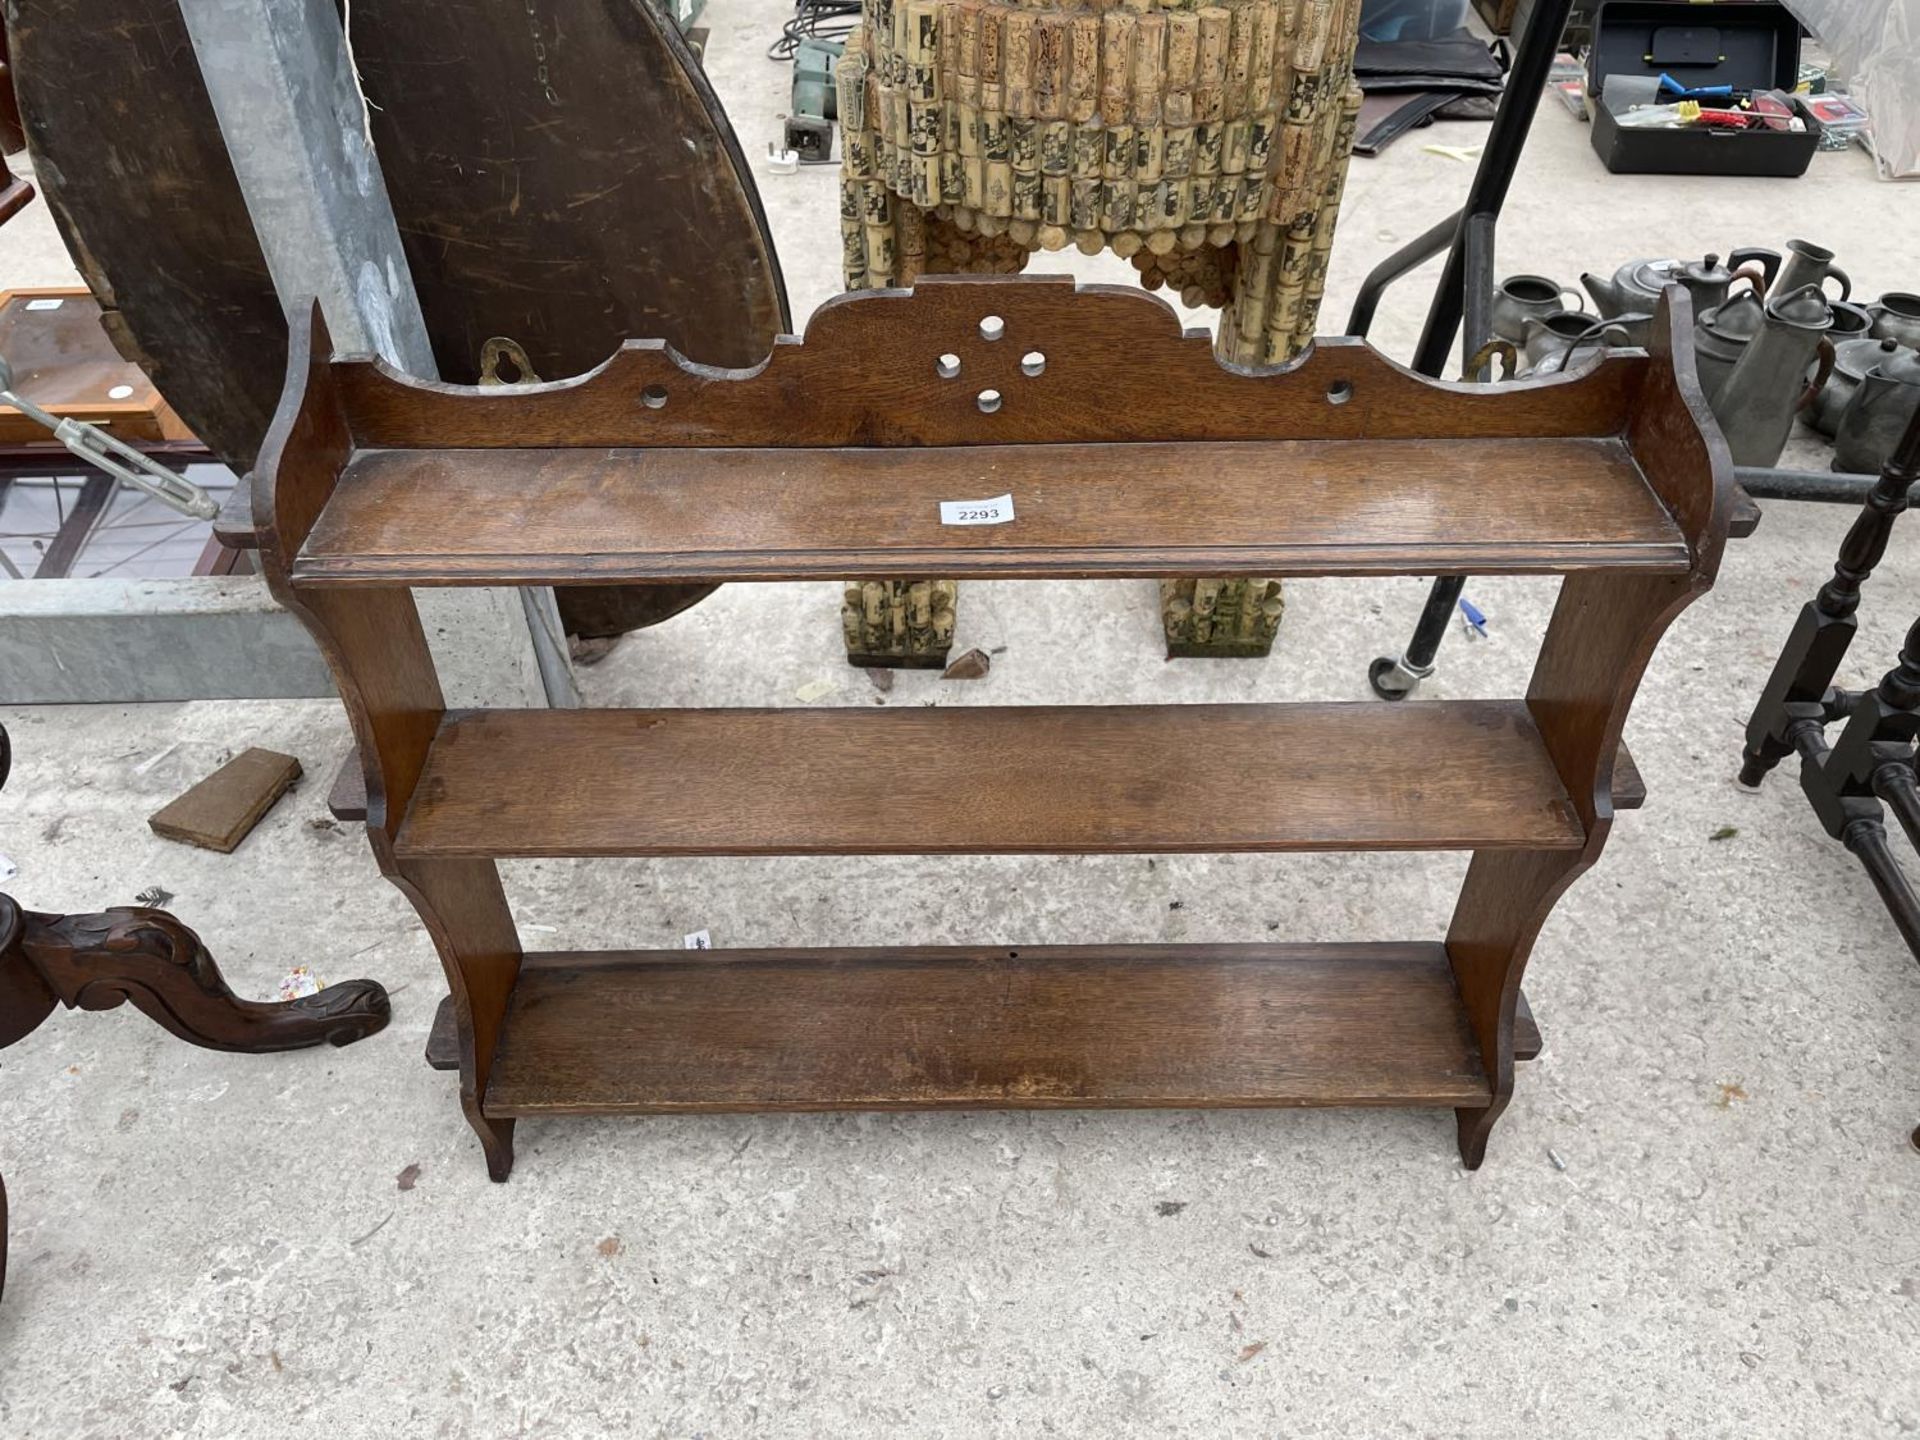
836,0 -> 1364,665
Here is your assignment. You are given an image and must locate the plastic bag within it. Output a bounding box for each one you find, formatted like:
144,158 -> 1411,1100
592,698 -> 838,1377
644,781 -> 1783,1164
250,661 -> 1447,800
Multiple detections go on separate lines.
1781,0 -> 1920,178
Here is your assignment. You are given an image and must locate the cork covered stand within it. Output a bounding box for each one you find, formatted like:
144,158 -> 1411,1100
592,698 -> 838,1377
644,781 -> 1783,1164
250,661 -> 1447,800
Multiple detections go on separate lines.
836,0 -> 1366,662
255,275 -> 1731,1180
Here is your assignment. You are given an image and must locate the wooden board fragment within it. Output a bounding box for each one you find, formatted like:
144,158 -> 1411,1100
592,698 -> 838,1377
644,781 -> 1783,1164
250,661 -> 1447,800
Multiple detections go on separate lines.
149,748 -> 303,853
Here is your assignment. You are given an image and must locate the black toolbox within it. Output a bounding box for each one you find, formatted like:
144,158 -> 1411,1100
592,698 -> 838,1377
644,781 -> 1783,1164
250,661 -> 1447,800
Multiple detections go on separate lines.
1587,2 -> 1820,177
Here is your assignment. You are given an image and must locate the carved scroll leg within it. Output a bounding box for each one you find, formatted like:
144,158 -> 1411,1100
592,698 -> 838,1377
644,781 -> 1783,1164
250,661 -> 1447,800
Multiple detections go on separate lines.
12,901 -> 389,1053
1446,849 -> 1588,1170
1162,578 -> 1285,659
842,579 -> 959,669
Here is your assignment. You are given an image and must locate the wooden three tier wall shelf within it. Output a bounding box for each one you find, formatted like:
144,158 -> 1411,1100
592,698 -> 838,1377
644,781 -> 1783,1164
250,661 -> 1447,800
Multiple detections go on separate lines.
256,276 -> 1734,1179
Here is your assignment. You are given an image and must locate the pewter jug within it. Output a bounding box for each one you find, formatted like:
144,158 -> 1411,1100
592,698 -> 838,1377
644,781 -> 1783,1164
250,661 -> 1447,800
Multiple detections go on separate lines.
1516,311 -> 1625,378
1693,272 -> 1769,401
1833,344 -> 1920,473
1491,274 -> 1583,343
1770,239 -> 1852,304
1828,301 -> 1875,340
1712,285 -> 1835,467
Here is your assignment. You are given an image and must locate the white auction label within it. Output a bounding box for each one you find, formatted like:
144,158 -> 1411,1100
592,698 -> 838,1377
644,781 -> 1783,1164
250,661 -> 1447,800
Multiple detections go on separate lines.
939,493 -> 1015,526
24,298 -> 64,311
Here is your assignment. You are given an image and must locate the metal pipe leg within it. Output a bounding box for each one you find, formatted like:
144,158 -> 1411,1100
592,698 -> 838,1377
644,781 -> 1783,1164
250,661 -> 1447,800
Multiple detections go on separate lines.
1370,575 -> 1466,700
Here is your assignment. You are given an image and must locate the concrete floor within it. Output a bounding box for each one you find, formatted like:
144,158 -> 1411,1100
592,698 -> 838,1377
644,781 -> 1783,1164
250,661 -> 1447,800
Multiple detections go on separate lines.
4,7 -> 1920,1436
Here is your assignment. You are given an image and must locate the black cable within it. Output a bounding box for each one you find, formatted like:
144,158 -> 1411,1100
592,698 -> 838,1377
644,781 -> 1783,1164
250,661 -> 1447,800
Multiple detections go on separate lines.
767,0 -> 861,62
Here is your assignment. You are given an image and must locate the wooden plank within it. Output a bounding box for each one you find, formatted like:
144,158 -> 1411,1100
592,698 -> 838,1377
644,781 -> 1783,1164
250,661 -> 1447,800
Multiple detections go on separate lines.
482,944 -> 1495,1116
395,701 -> 1586,859
148,747 -> 302,853
297,437 -> 1689,587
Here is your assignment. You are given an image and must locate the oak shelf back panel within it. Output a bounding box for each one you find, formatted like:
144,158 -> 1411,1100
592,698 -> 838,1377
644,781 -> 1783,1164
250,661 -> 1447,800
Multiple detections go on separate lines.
481,944 -> 1496,1117
296,436 -> 1689,587
393,701 -> 1588,859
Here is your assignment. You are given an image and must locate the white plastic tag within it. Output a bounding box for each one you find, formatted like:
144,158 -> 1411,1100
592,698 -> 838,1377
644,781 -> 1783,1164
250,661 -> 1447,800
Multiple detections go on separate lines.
684,929 -> 712,950
939,493 -> 1015,526
25,298 -> 64,311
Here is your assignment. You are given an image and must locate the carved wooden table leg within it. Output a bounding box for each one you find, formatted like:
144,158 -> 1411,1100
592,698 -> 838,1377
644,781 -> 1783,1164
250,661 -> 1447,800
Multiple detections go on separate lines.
0,894 -> 389,1304
0,895 -> 390,1054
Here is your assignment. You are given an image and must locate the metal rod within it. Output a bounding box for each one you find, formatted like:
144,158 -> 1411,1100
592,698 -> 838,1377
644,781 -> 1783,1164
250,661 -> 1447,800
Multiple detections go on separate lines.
1410,0 -> 1577,379
1343,210 -> 1460,341
1367,0 -> 1574,700
1736,466 -> 1916,506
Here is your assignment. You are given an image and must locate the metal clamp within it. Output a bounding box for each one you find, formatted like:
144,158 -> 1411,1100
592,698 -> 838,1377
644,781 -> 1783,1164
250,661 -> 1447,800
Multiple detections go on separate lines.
0,354 -> 218,520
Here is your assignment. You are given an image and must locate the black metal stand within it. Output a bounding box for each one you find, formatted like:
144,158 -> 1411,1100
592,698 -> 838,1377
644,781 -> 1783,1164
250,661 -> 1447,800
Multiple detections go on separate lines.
1347,0 -> 1574,700
1741,407 -> 1920,967
1345,1 -> 1884,700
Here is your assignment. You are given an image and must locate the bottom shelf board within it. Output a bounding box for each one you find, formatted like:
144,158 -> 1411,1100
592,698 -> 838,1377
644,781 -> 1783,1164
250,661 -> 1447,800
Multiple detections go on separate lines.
481,943 -> 1497,1117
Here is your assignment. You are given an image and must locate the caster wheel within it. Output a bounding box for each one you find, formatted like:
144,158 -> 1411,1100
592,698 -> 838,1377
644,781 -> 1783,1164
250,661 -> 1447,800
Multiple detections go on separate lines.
1369,655 -> 1414,702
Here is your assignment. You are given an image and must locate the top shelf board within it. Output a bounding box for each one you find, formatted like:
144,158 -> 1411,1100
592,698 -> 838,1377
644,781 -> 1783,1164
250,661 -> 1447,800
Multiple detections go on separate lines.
293,435 -> 1688,586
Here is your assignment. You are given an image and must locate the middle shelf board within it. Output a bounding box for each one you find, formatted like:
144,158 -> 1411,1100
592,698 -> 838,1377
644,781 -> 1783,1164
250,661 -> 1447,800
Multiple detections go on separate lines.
292,436 -> 1691,587
393,700 -> 1587,859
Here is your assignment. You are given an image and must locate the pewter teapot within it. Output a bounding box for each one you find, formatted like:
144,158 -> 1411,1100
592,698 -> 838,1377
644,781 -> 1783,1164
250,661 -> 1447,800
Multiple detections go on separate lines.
1583,250 -> 1771,320
1712,285 -> 1836,468
1834,344 -> 1920,474
1810,336 -> 1905,439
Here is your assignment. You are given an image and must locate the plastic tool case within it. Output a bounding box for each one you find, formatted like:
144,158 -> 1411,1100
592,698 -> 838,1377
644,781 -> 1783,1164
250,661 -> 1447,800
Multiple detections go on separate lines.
1587,2 -> 1820,177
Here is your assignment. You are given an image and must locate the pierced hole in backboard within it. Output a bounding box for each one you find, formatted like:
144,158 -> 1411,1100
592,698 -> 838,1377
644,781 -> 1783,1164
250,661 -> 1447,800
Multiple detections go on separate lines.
980,314 -> 1006,341
937,353 -> 962,378
977,389 -> 1003,413
1021,351 -> 1046,376
641,384 -> 669,409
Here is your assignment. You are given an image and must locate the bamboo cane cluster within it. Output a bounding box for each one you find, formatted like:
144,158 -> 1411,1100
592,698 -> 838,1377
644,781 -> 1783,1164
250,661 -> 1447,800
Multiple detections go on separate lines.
837,0 -> 1362,366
